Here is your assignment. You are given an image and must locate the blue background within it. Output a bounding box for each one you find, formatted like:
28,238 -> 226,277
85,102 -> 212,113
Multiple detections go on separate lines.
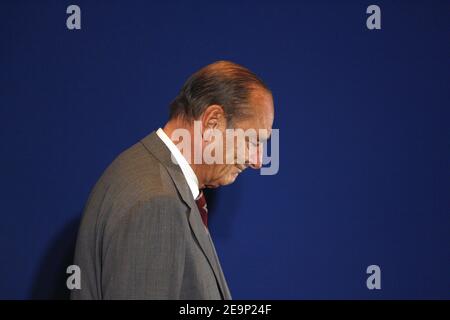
1,0 -> 449,299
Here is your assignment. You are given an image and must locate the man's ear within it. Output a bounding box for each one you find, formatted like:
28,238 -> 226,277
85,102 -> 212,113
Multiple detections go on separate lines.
201,105 -> 227,131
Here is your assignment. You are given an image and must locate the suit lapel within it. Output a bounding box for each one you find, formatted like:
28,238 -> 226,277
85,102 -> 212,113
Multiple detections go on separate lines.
140,131 -> 228,298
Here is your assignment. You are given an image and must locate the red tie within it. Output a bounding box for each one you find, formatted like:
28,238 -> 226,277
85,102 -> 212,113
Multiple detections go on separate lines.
195,191 -> 208,228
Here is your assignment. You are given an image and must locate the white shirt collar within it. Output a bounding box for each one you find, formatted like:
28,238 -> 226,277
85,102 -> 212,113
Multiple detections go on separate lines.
156,128 -> 200,200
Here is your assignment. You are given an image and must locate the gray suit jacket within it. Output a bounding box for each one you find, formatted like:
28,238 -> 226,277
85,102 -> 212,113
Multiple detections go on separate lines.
71,131 -> 231,300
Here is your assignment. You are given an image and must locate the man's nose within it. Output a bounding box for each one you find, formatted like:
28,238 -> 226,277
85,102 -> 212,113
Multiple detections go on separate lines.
249,161 -> 262,170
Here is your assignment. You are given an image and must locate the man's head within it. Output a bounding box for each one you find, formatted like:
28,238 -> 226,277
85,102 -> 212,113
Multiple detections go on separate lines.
165,61 -> 274,188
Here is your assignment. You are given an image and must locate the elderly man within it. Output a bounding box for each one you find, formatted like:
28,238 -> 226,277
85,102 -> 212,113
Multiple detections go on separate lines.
71,61 -> 274,299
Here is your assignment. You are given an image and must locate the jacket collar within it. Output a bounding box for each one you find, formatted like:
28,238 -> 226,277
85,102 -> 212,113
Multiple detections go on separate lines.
139,131 -> 230,299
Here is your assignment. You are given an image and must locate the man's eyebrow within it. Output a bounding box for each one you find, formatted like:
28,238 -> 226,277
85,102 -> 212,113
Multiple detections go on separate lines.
244,130 -> 271,143
259,129 -> 272,141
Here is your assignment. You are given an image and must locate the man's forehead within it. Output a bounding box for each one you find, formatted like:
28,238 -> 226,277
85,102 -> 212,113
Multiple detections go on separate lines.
255,90 -> 274,121
235,87 -> 274,136
242,111 -> 273,140
256,106 -> 274,139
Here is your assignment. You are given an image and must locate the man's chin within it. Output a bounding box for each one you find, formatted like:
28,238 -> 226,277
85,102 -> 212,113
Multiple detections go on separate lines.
224,174 -> 239,185
205,183 -> 220,189
206,174 -> 239,188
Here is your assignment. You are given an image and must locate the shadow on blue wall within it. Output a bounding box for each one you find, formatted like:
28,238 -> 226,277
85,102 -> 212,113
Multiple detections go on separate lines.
30,215 -> 81,299
206,184 -> 241,241
28,189 -> 225,300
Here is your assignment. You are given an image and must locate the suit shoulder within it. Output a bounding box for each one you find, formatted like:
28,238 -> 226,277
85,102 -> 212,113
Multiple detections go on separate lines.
95,141 -> 176,203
